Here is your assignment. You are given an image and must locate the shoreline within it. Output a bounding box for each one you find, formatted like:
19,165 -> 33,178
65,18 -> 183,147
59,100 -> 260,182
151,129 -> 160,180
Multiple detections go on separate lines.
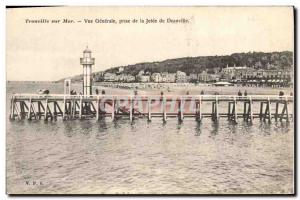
7,81 -> 294,96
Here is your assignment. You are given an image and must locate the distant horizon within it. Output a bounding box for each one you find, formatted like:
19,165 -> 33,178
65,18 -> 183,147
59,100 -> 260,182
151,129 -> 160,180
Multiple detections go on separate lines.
6,50 -> 294,82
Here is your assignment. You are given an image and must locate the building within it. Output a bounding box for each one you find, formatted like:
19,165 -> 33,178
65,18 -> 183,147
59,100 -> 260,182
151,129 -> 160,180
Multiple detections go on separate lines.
166,73 -> 176,83
221,64 -> 255,82
175,71 -> 187,83
138,75 -> 150,82
210,74 -> 220,82
103,72 -> 117,82
138,70 -> 144,76
159,72 -> 175,83
94,72 -> 104,82
198,71 -> 209,83
198,71 -> 220,83
161,72 -> 168,83
136,70 -> 150,82
151,73 -> 162,83
124,74 -> 135,82
187,73 -> 198,82
253,69 -> 282,79
117,74 -> 135,82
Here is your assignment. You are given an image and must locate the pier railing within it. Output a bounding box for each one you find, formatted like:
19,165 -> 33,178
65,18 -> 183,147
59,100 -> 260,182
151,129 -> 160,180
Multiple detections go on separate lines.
10,93 -> 293,123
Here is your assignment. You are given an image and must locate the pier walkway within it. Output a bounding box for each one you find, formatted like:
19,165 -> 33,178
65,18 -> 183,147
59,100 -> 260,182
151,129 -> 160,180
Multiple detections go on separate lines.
10,94 -> 293,123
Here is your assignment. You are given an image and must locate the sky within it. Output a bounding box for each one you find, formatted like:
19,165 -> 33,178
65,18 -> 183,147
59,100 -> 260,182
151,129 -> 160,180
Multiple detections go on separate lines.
6,6 -> 294,81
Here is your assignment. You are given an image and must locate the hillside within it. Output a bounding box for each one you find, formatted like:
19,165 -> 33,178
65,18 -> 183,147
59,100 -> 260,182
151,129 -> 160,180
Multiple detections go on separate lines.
63,51 -> 293,82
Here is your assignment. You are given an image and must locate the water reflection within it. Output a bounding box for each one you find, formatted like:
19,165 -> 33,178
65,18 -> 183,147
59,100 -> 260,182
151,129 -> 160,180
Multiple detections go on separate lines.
176,122 -> 182,130
63,121 -> 77,137
210,122 -> 219,138
79,120 -> 93,137
194,122 -> 202,136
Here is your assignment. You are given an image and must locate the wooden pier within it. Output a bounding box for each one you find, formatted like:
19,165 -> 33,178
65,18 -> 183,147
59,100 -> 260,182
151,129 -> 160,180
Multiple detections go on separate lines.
9,94 -> 293,124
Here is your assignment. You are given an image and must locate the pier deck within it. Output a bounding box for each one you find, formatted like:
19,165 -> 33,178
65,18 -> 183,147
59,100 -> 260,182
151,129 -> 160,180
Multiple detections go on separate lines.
10,94 -> 293,123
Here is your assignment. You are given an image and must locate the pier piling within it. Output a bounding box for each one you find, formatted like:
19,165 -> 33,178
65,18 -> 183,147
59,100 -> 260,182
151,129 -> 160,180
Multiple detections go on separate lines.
9,94 -> 293,124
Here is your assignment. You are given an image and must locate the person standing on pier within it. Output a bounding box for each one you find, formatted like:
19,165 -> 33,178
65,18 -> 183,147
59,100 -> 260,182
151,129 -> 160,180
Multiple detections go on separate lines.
238,90 -> 242,96
134,86 -> 138,96
70,90 -> 76,95
279,91 -> 284,96
244,90 -> 248,96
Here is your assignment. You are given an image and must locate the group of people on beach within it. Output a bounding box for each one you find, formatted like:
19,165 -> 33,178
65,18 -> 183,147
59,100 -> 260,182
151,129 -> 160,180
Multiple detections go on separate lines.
42,87 -> 292,97
95,88 -> 292,97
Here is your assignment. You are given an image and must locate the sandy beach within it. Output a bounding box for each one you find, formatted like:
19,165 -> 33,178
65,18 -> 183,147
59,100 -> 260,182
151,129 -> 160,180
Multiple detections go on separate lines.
93,82 -> 294,96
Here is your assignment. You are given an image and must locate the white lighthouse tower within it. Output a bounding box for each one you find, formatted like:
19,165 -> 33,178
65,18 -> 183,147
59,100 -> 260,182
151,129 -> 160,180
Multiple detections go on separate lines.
80,47 -> 95,96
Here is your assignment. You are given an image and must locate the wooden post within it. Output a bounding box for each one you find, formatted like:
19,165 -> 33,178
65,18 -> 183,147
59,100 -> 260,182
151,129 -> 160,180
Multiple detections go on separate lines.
38,101 -> 43,119
72,100 -> 76,119
286,97 -> 289,122
32,101 -> 37,120
259,102 -> 263,121
228,102 -> 231,120
90,102 -> 96,114
148,97 -> 151,121
96,96 -> 100,121
70,100 -> 73,118
268,98 -> 271,122
215,96 -> 219,121
102,98 -> 106,116
265,98 -> 271,123
48,102 -> 53,121
79,96 -> 83,119
233,97 -> 237,123
44,99 -> 48,121
197,96 -> 202,122
280,102 -> 285,121
70,100 -> 73,119
13,101 -> 21,120
53,102 -> 57,120
14,101 -> 21,120
129,97 -> 133,122
111,98 -> 115,121
248,97 -> 253,123
243,102 -> 247,121
212,102 -> 215,120
27,98 -> 32,120
275,101 -> 279,122
163,97 -> 167,122
20,101 -> 25,119
28,98 -> 37,120
62,96 -> 66,120
178,98 -> 183,122
75,101 -> 80,115
55,102 -> 63,117
115,98 -> 119,119
22,101 -> 29,117
68,100 -> 72,116
10,96 -> 15,120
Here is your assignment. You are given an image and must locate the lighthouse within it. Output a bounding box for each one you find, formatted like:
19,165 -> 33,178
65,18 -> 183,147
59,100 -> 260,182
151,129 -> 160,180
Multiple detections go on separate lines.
80,47 -> 95,96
